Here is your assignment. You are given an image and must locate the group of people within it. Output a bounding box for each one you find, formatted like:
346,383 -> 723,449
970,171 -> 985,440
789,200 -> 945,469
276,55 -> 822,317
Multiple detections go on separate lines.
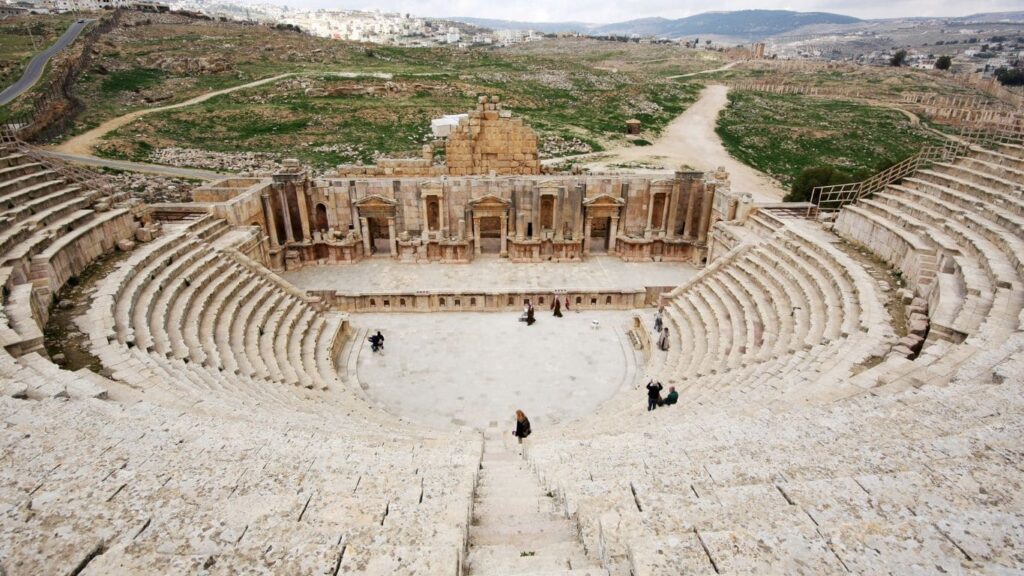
368,330 -> 385,352
519,295 -> 571,325
645,380 -> 678,411
653,310 -> 670,351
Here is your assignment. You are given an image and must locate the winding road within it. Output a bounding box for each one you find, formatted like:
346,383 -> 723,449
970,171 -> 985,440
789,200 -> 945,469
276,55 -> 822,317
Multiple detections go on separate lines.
0,19 -> 92,106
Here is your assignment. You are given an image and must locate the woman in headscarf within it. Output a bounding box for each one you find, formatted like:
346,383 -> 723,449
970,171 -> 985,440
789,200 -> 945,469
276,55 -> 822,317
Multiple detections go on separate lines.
551,294 -> 562,317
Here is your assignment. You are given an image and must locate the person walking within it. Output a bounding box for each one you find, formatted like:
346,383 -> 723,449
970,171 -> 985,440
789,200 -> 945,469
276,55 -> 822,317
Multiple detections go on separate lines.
551,294 -> 563,317
513,410 -> 532,444
646,380 -> 663,411
526,301 -> 536,326
654,309 -> 663,333
658,327 -> 670,351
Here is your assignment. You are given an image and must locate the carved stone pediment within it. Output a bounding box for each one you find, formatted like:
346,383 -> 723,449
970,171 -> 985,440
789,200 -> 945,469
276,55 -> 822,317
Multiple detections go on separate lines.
583,193 -> 626,207
537,180 -> 563,195
420,181 -> 444,197
354,194 -> 397,218
468,194 -> 510,218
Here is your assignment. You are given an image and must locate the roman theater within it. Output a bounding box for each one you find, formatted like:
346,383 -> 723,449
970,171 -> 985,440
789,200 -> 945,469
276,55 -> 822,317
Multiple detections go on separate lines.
0,13 -> 1023,575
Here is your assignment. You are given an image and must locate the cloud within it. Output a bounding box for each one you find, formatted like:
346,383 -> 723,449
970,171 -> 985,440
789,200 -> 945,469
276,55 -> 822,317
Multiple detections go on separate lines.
298,0 -> 1024,23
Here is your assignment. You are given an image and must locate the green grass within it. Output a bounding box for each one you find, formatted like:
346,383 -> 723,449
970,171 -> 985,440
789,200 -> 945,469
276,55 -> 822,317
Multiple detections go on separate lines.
716,91 -> 943,188
100,67 -> 166,95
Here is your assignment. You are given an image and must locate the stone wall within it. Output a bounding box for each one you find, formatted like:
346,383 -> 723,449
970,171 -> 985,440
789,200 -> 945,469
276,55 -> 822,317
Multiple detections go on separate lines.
333,95 -> 540,178
445,95 -> 540,176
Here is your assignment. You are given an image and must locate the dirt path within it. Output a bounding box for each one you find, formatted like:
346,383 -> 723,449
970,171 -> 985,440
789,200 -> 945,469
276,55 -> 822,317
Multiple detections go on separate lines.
666,60 -> 740,79
574,84 -> 788,202
53,73 -> 295,156
52,71 -> 394,157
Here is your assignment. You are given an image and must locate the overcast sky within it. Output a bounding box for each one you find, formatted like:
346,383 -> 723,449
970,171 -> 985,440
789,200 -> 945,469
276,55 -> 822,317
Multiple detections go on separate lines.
287,0 -> 1024,23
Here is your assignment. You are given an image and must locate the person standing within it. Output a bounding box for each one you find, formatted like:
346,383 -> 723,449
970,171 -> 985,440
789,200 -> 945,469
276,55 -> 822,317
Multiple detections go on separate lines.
552,294 -> 563,317
513,410 -> 532,444
658,327 -> 670,351
646,380 -> 663,411
526,301 -> 536,326
654,309 -> 663,333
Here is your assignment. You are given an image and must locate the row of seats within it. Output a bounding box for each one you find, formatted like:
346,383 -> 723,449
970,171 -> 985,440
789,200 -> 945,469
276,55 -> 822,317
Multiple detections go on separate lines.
525,138 -> 1024,575
836,140 -> 1024,345
526,347 -> 1024,574
0,143 -> 133,394
649,210 -> 892,402
82,214 -> 384,423
0,140 -> 483,573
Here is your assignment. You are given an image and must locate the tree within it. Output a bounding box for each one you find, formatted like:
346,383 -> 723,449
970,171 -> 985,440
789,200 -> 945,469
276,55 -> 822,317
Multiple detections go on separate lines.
935,55 -> 952,70
994,67 -> 1024,87
785,166 -> 855,203
890,50 -> 908,67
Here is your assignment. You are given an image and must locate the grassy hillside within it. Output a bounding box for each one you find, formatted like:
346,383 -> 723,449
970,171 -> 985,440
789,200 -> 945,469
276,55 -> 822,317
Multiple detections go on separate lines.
716,90 -> 943,188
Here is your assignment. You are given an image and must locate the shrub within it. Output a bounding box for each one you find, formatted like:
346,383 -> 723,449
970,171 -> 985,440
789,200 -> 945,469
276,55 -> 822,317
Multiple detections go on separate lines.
631,138 -> 652,146
786,165 -> 857,203
890,50 -> 908,67
935,56 -> 952,70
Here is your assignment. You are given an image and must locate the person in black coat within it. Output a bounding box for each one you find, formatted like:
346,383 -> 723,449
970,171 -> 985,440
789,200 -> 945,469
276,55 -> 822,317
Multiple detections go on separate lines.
646,380 -> 663,411
513,410 -> 531,444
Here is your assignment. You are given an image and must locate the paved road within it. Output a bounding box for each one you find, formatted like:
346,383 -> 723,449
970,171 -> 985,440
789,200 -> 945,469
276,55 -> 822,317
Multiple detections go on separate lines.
39,150 -> 228,181
0,19 -> 92,106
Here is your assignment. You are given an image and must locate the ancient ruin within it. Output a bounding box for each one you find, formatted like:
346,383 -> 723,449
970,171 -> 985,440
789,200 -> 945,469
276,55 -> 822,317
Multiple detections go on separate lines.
0,14 -> 1023,576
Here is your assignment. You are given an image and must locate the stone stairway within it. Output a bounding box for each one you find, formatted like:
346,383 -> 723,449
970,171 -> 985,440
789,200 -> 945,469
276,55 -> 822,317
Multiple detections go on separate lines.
466,433 -> 607,576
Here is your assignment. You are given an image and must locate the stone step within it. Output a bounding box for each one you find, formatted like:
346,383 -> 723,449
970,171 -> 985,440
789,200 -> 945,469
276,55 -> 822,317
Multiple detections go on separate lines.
469,518 -> 580,547
467,543 -> 603,575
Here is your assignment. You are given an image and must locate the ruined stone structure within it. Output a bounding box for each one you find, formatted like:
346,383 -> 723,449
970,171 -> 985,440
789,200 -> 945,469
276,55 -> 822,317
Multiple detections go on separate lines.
335,95 -> 540,178
195,165 -> 733,271
1,122 -> 1024,576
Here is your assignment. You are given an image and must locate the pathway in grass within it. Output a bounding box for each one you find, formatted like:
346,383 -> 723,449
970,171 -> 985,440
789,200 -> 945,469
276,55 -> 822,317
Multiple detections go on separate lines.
577,84 -> 789,202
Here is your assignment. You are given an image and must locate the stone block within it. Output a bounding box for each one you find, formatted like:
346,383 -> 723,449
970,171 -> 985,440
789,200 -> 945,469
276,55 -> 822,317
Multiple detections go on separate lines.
117,239 -> 136,252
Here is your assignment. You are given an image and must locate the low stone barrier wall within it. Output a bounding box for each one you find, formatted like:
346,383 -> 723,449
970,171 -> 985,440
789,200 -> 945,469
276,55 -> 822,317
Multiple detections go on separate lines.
310,288 -> 647,313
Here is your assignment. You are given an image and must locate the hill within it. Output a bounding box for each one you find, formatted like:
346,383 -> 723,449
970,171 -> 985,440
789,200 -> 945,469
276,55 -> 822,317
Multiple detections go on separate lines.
452,10 -> 861,40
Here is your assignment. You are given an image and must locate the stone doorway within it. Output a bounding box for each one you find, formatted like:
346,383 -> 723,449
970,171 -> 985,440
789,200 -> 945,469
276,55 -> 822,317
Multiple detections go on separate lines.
651,192 -> 666,230
589,216 -> 610,252
478,216 -> 502,254
368,217 -> 391,254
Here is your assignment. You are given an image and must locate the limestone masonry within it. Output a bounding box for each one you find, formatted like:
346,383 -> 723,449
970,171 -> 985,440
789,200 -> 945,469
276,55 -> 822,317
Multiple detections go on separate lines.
0,119 -> 1023,574
335,95 -> 541,178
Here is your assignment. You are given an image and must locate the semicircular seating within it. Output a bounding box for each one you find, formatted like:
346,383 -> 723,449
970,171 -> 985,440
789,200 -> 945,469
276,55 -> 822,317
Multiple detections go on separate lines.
523,139 -> 1024,574
0,141 -> 481,574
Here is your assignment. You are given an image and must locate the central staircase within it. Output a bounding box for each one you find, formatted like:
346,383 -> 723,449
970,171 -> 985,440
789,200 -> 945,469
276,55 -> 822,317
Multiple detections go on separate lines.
466,433 -> 607,576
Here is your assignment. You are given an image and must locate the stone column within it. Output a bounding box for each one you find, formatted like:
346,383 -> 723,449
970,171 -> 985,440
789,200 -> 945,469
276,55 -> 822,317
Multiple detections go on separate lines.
660,192 -> 671,237
440,196 -> 447,237
666,182 -> 681,238
608,215 -> 619,251
554,189 -> 564,241
421,199 -> 430,240
500,213 -> 508,257
583,216 -> 592,255
297,186 -> 312,243
683,186 -> 699,241
388,217 -> 397,257
278,188 -> 295,243
360,217 -> 371,254
474,216 -> 482,254
698,185 -> 715,243
261,192 -> 280,247
516,213 -> 525,240
644,191 -> 655,238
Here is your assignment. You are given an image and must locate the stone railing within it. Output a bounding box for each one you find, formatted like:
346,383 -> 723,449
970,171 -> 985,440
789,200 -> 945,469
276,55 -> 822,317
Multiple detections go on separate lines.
810,138 -> 972,214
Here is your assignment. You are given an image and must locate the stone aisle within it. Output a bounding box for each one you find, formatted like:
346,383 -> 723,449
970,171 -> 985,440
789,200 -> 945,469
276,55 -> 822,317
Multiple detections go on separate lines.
465,432 -> 608,576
